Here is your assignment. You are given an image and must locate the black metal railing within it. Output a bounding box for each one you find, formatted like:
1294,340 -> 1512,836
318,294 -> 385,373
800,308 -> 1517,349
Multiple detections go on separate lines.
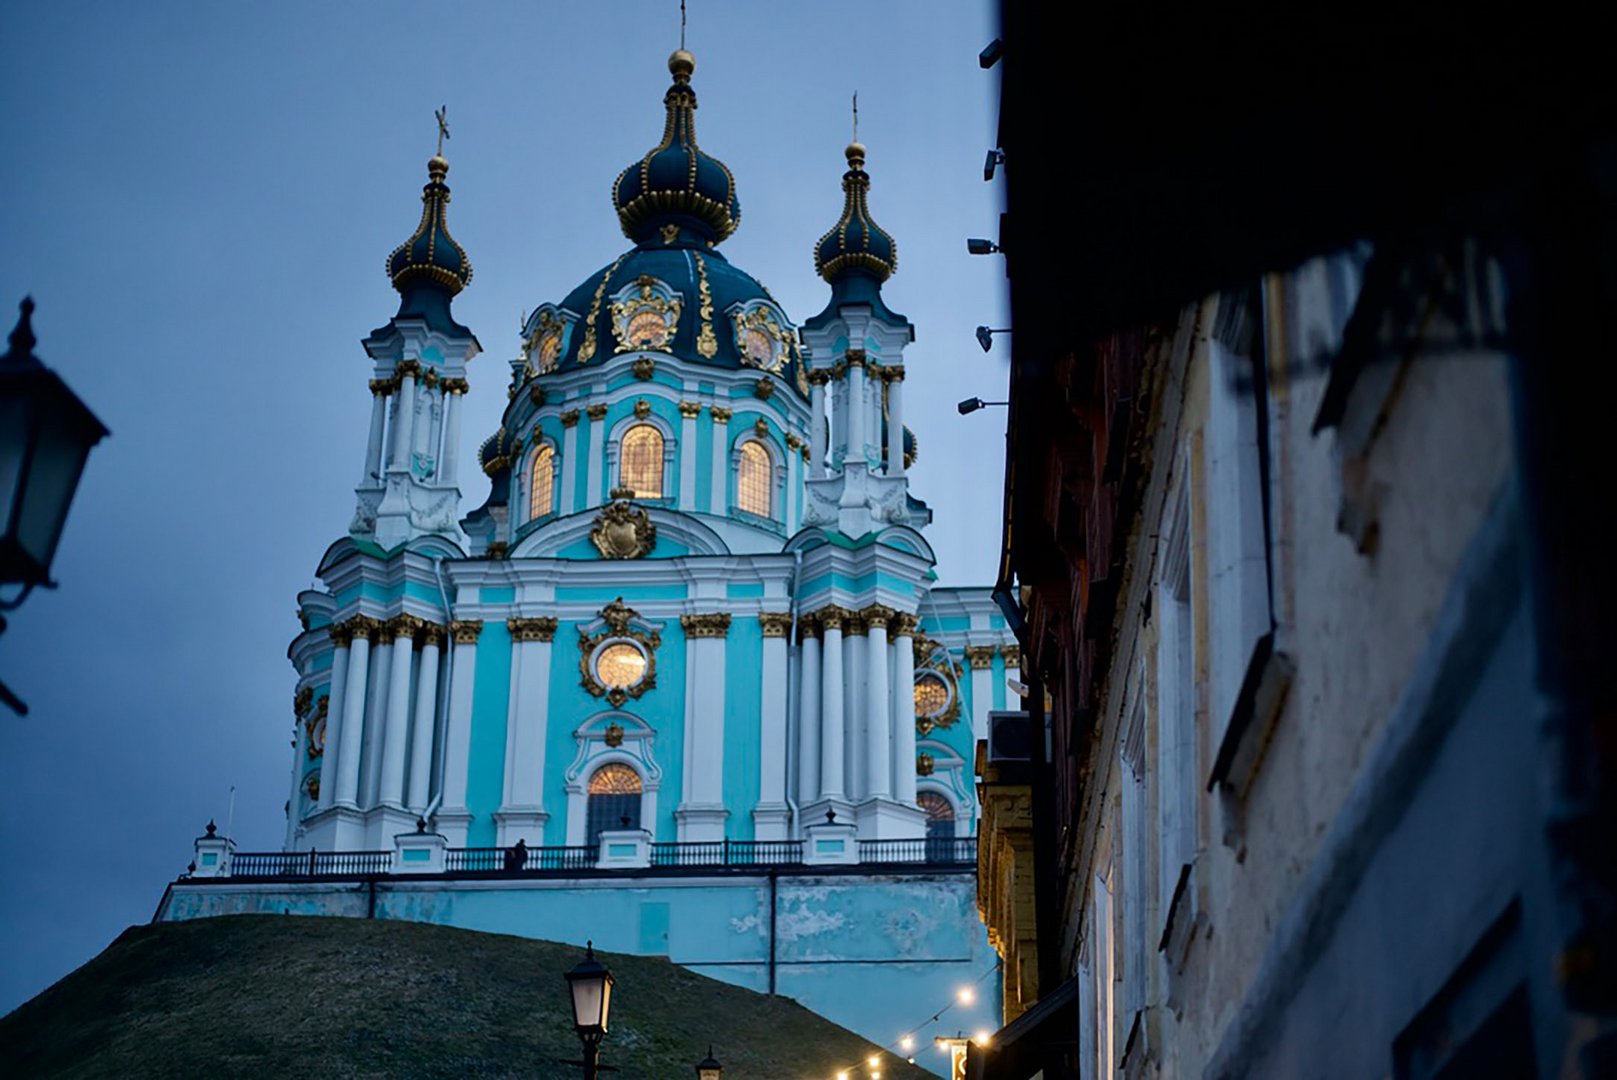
229,850 -> 393,878
197,837 -> 974,883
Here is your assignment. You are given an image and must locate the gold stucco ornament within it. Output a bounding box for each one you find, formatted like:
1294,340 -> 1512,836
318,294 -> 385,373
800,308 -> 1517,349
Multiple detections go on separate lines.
590,495 -> 657,560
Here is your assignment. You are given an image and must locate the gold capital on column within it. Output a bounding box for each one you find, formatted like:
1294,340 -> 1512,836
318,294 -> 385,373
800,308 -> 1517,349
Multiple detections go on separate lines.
678,400 -> 703,419
816,605 -> 851,632
586,403 -> 608,421
680,613 -> 733,638
388,613 -> 427,640
507,616 -> 559,643
860,604 -> 895,630
965,645 -> 997,670
450,619 -> 484,645
421,623 -> 448,648
758,612 -> 793,638
560,409 -> 581,428
890,612 -> 920,638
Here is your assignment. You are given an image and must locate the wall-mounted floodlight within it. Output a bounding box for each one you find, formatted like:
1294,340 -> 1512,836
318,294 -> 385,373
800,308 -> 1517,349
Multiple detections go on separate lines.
975,326 -> 1010,353
979,39 -> 1003,69
966,238 -> 1001,256
957,397 -> 1008,416
984,149 -> 1005,182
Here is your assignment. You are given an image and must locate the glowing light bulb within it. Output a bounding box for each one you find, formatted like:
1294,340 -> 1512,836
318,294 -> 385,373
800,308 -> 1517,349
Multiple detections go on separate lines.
837,1072 -> 848,1080
975,1029 -> 992,1047
900,1035 -> 915,1051
868,1056 -> 880,1067
957,986 -> 976,1005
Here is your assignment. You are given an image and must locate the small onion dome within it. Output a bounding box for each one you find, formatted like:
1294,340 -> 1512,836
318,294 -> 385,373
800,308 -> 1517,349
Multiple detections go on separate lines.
813,142 -> 897,283
479,428 -> 512,477
388,155 -> 473,298
612,50 -> 741,246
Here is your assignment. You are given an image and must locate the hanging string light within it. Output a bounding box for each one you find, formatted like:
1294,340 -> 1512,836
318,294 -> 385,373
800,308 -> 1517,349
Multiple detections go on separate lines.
819,960 -> 999,1079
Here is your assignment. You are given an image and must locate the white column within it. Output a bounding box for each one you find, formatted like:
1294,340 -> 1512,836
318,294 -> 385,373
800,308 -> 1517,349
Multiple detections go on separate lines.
819,610 -> 846,799
809,374 -> 828,476
968,646 -> 996,744
709,411 -> 730,514
679,403 -> 699,508
678,614 -> 731,840
334,621 -> 375,809
560,415 -> 579,513
785,437 -> 802,532
389,369 -> 418,472
501,619 -> 557,836
797,623 -> 822,803
893,619 -> 917,806
886,370 -> 905,477
440,388 -> 463,483
586,405 -> 606,506
407,627 -> 442,811
757,613 -> 790,837
360,630 -> 394,807
865,612 -> 892,799
844,617 -> 866,799
379,617 -> 418,808
439,621 -> 481,827
847,359 -> 867,466
361,391 -> 387,485
317,635 -> 351,811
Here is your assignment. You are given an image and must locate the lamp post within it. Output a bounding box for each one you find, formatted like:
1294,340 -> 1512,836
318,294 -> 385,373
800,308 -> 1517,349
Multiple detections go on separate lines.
0,297 -> 109,716
564,941 -> 615,1079
694,1046 -> 723,1079
956,398 -> 1008,416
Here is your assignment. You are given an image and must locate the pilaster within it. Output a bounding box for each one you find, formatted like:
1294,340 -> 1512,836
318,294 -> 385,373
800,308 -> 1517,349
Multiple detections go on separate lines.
437,618 -> 482,844
498,616 -> 559,844
677,611 -> 731,841
755,611 -> 792,840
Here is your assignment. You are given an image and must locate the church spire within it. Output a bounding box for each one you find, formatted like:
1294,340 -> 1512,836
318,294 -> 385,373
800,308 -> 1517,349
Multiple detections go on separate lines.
386,109 -> 473,333
813,138 -> 898,289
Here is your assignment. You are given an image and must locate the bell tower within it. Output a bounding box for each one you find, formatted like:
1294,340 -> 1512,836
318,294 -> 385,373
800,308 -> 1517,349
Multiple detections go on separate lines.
352,132 -> 481,550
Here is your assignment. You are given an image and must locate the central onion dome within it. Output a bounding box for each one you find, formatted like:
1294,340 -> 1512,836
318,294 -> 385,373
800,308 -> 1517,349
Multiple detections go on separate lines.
611,50 -> 741,246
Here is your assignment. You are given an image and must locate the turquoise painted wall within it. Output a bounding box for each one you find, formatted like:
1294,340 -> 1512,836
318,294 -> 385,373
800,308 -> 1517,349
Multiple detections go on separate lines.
466,623 -> 513,847
723,618 -> 763,840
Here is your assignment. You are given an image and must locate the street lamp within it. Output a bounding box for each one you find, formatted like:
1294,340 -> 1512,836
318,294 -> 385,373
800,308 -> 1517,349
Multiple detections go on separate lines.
957,398 -> 1008,416
975,326 -> 1010,352
694,1046 -> 723,1079
0,297 -> 109,716
965,238 -> 1001,255
565,941 -> 615,1079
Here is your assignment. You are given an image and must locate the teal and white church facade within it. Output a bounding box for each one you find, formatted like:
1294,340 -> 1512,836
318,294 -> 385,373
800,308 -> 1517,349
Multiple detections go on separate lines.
160,50 -> 1017,1060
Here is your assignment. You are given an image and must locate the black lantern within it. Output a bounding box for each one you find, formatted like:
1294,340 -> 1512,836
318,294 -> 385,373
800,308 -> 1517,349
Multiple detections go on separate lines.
564,941 -> 614,1079
0,298 -> 108,593
694,1046 -> 723,1079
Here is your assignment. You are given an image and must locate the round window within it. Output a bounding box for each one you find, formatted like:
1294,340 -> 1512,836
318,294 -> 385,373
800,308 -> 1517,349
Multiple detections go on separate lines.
914,672 -> 952,719
743,327 -> 776,366
626,309 -> 670,349
595,641 -> 649,690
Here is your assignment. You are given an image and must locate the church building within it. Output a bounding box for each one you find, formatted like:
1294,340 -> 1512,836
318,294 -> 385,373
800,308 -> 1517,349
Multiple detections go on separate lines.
160,48 -> 1015,1059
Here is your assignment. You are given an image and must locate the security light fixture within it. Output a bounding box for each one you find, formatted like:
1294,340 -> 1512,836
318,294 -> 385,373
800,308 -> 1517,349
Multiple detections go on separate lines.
983,148 -> 1005,181
979,38 -> 1003,68
966,238 -> 1000,256
957,398 -> 1008,416
975,326 -> 1010,353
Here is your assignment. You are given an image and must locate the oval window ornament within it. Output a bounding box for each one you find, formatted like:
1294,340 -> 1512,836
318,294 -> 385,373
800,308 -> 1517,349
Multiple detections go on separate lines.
595,641 -> 649,690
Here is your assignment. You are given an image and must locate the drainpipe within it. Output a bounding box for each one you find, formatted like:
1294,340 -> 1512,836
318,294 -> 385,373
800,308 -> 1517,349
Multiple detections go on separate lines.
784,548 -> 804,839
426,555 -> 455,822
768,867 -> 779,994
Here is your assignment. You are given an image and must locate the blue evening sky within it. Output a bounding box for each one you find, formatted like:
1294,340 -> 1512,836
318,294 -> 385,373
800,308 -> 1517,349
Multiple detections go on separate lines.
0,1 -> 1006,1012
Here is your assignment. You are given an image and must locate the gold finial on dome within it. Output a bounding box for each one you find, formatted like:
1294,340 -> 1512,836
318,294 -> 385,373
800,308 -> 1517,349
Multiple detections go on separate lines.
669,49 -> 696,80
845,142 -> 866,168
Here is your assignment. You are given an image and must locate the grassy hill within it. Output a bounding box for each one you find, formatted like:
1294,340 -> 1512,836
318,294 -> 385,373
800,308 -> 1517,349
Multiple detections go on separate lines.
0,915 -> 934,1079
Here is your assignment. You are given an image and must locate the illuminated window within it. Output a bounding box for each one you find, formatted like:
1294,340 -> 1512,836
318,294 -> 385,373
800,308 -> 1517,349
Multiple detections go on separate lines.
914,672 -> 951,718
737,440 -> 772,517
919,791 -> 956,861
586,762 -> 643,847
620,424 -> 664,498
594,641 -> 648,690
529,445 -> 555,520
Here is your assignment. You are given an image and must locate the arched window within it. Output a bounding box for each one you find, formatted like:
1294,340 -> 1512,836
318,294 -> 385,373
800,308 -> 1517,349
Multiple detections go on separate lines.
586,762 -> 643,849
529,445 -> 555,520
736,440 -> 772,517
919,791 -> 956,861
619,424 -> 664,498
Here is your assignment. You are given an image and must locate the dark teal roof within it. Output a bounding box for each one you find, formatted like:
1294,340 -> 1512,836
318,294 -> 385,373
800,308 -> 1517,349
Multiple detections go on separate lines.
611,51 -> 741,246
814,143 -> 897,284
387,156 -> 473,318
542,241 -> 807,396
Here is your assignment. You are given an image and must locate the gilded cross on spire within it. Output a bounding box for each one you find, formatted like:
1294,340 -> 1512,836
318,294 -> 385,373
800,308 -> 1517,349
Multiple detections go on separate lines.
852,91 -> 859,142
434,105 -> 450,157
680,0 -> 687,49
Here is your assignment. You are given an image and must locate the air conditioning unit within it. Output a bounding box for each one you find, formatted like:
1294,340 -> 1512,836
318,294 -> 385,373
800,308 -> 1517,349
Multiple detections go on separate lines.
986,710 -> 1031,763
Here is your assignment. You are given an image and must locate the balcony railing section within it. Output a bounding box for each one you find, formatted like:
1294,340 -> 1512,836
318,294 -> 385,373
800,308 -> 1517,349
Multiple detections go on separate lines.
201,838 -> 975,883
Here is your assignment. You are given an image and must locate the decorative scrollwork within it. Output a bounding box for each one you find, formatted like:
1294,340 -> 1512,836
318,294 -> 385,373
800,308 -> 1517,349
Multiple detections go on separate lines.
611,275 -> 682,354
731,303 -> 789,373
579,598 -> 661,707
590,496 -> 657,560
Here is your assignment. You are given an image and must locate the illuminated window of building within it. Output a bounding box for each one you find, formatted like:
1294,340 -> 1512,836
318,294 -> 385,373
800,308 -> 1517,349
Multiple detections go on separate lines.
529,445 -> 555,520
737,440 -> 772,517
625,309 -> 672,350
914,672 -> 951,719
586,762 -> 643,847
919,791 -> 956,860
594,641 -> 648,690
620,424 -> 664,498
